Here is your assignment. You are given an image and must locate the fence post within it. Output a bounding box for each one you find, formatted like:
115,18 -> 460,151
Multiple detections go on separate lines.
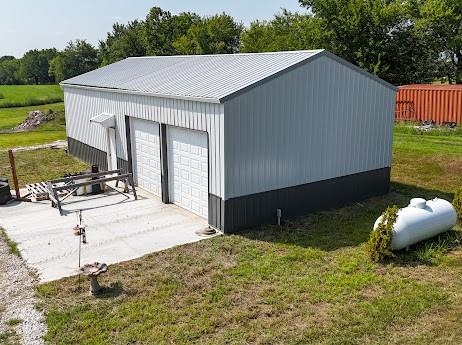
7,149 -> 20,199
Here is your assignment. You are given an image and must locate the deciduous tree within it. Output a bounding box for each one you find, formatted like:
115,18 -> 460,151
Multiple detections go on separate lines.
19,48 -> 57,84
49,40 -> 99,82
241,10 -> 327,53
174,13 -> 242,54
416,0 -> 462,83
0,57 -> 21,84
298,0 -> 438,84
144,7 -> 199,56
99,20 -> 147,65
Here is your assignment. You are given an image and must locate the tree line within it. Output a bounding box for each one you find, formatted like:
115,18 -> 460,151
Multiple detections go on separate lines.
1,1 -> 461,86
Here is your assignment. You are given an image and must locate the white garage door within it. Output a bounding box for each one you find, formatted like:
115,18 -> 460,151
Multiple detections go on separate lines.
131,119 -> 161,197
168,126 -> 208,218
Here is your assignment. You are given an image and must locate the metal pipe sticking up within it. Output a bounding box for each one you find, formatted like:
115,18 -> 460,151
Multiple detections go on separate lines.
73,210 -> 87,268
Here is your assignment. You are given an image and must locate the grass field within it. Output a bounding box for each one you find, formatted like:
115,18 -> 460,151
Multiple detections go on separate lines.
0,103 -> 66,149
0,85 -> 63,108
0,85 -> 66,149
0,102 -> 64,131
35,128 -> 462,344
0,148 -> 87,188
0,130 -> 66,150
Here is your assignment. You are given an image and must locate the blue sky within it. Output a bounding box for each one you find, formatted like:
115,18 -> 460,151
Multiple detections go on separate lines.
0,0 -> 306,57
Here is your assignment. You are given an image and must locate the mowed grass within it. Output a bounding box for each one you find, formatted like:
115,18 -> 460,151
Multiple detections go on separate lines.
0,148 -> 87,187
0,103 -> 66,149
393,129 -> 462,194
0,86 -> 66,149
37,128 -> 462,344
0,85 -> 63,108
0,102 -> 64,130
0,131 -> 67,150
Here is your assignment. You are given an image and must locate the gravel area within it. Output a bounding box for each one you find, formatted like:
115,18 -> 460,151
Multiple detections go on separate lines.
7,140 -> 67,153
0,235 -> 46,344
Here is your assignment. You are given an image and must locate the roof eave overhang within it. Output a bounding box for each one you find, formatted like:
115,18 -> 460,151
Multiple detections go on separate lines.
60,83 -> 223,104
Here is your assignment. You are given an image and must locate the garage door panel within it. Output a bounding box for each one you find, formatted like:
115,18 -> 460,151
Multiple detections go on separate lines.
201,162 -> 208,172
191,187 -> 200,198
191,173 -> 201,185
190,160 -> 200,171
168,126 -> 208,219
181,157 -> 190,167
192,204 -> 200,214
190,146 -> 199,155
132,119 -> 161,197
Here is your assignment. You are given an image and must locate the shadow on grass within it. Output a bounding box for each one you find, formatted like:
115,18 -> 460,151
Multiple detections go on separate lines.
236,182 -> 459,259
95,282 -> 124,299
391,181 -> 454,200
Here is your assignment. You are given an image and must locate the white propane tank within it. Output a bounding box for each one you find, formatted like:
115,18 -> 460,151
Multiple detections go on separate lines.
373,198 -> 457,250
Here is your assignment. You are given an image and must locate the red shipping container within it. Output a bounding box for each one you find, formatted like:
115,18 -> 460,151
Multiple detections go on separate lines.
395,84 -> 462,124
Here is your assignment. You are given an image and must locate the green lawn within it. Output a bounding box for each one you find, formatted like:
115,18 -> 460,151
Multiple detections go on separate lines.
36,128 -> 462,344
0,131 -> 67,150
0,148 -> 87,188
0,102 -> 64,131
0,103 -> 66,149
0,85 -> 63,108
392,125 -> 462,194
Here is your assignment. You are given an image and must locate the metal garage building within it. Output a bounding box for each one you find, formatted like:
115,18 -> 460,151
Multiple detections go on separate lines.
61,50 -> 396,233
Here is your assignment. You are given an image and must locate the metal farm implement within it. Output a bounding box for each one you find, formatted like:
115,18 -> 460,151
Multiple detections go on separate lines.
47,169 -> 137,215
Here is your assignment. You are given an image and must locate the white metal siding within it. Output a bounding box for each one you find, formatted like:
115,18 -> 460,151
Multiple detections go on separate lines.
63,87 -> 224,198
224,55 -> 395,200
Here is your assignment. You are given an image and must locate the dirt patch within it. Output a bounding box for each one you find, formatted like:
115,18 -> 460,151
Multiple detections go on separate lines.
379,305 -> 462,344
394,264 -> 459,289
375,267 -> 388,276
447,248 -> 462,259
311,302 -> 331,325
360,286 -> 385,301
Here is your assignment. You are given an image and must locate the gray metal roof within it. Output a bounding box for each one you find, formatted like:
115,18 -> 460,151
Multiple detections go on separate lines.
61,50 -> 396,103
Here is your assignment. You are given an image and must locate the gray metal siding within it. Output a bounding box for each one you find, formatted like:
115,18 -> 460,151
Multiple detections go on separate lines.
64,86 -> 225,198
224,55 -> 395,200
68,137 -> 130,173
208,193 -> 225,230
223,167 -> 390,233
68,137 -> 108,171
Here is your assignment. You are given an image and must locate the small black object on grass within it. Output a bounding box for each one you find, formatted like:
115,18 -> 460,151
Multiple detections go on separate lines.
0,178 -> 13,205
